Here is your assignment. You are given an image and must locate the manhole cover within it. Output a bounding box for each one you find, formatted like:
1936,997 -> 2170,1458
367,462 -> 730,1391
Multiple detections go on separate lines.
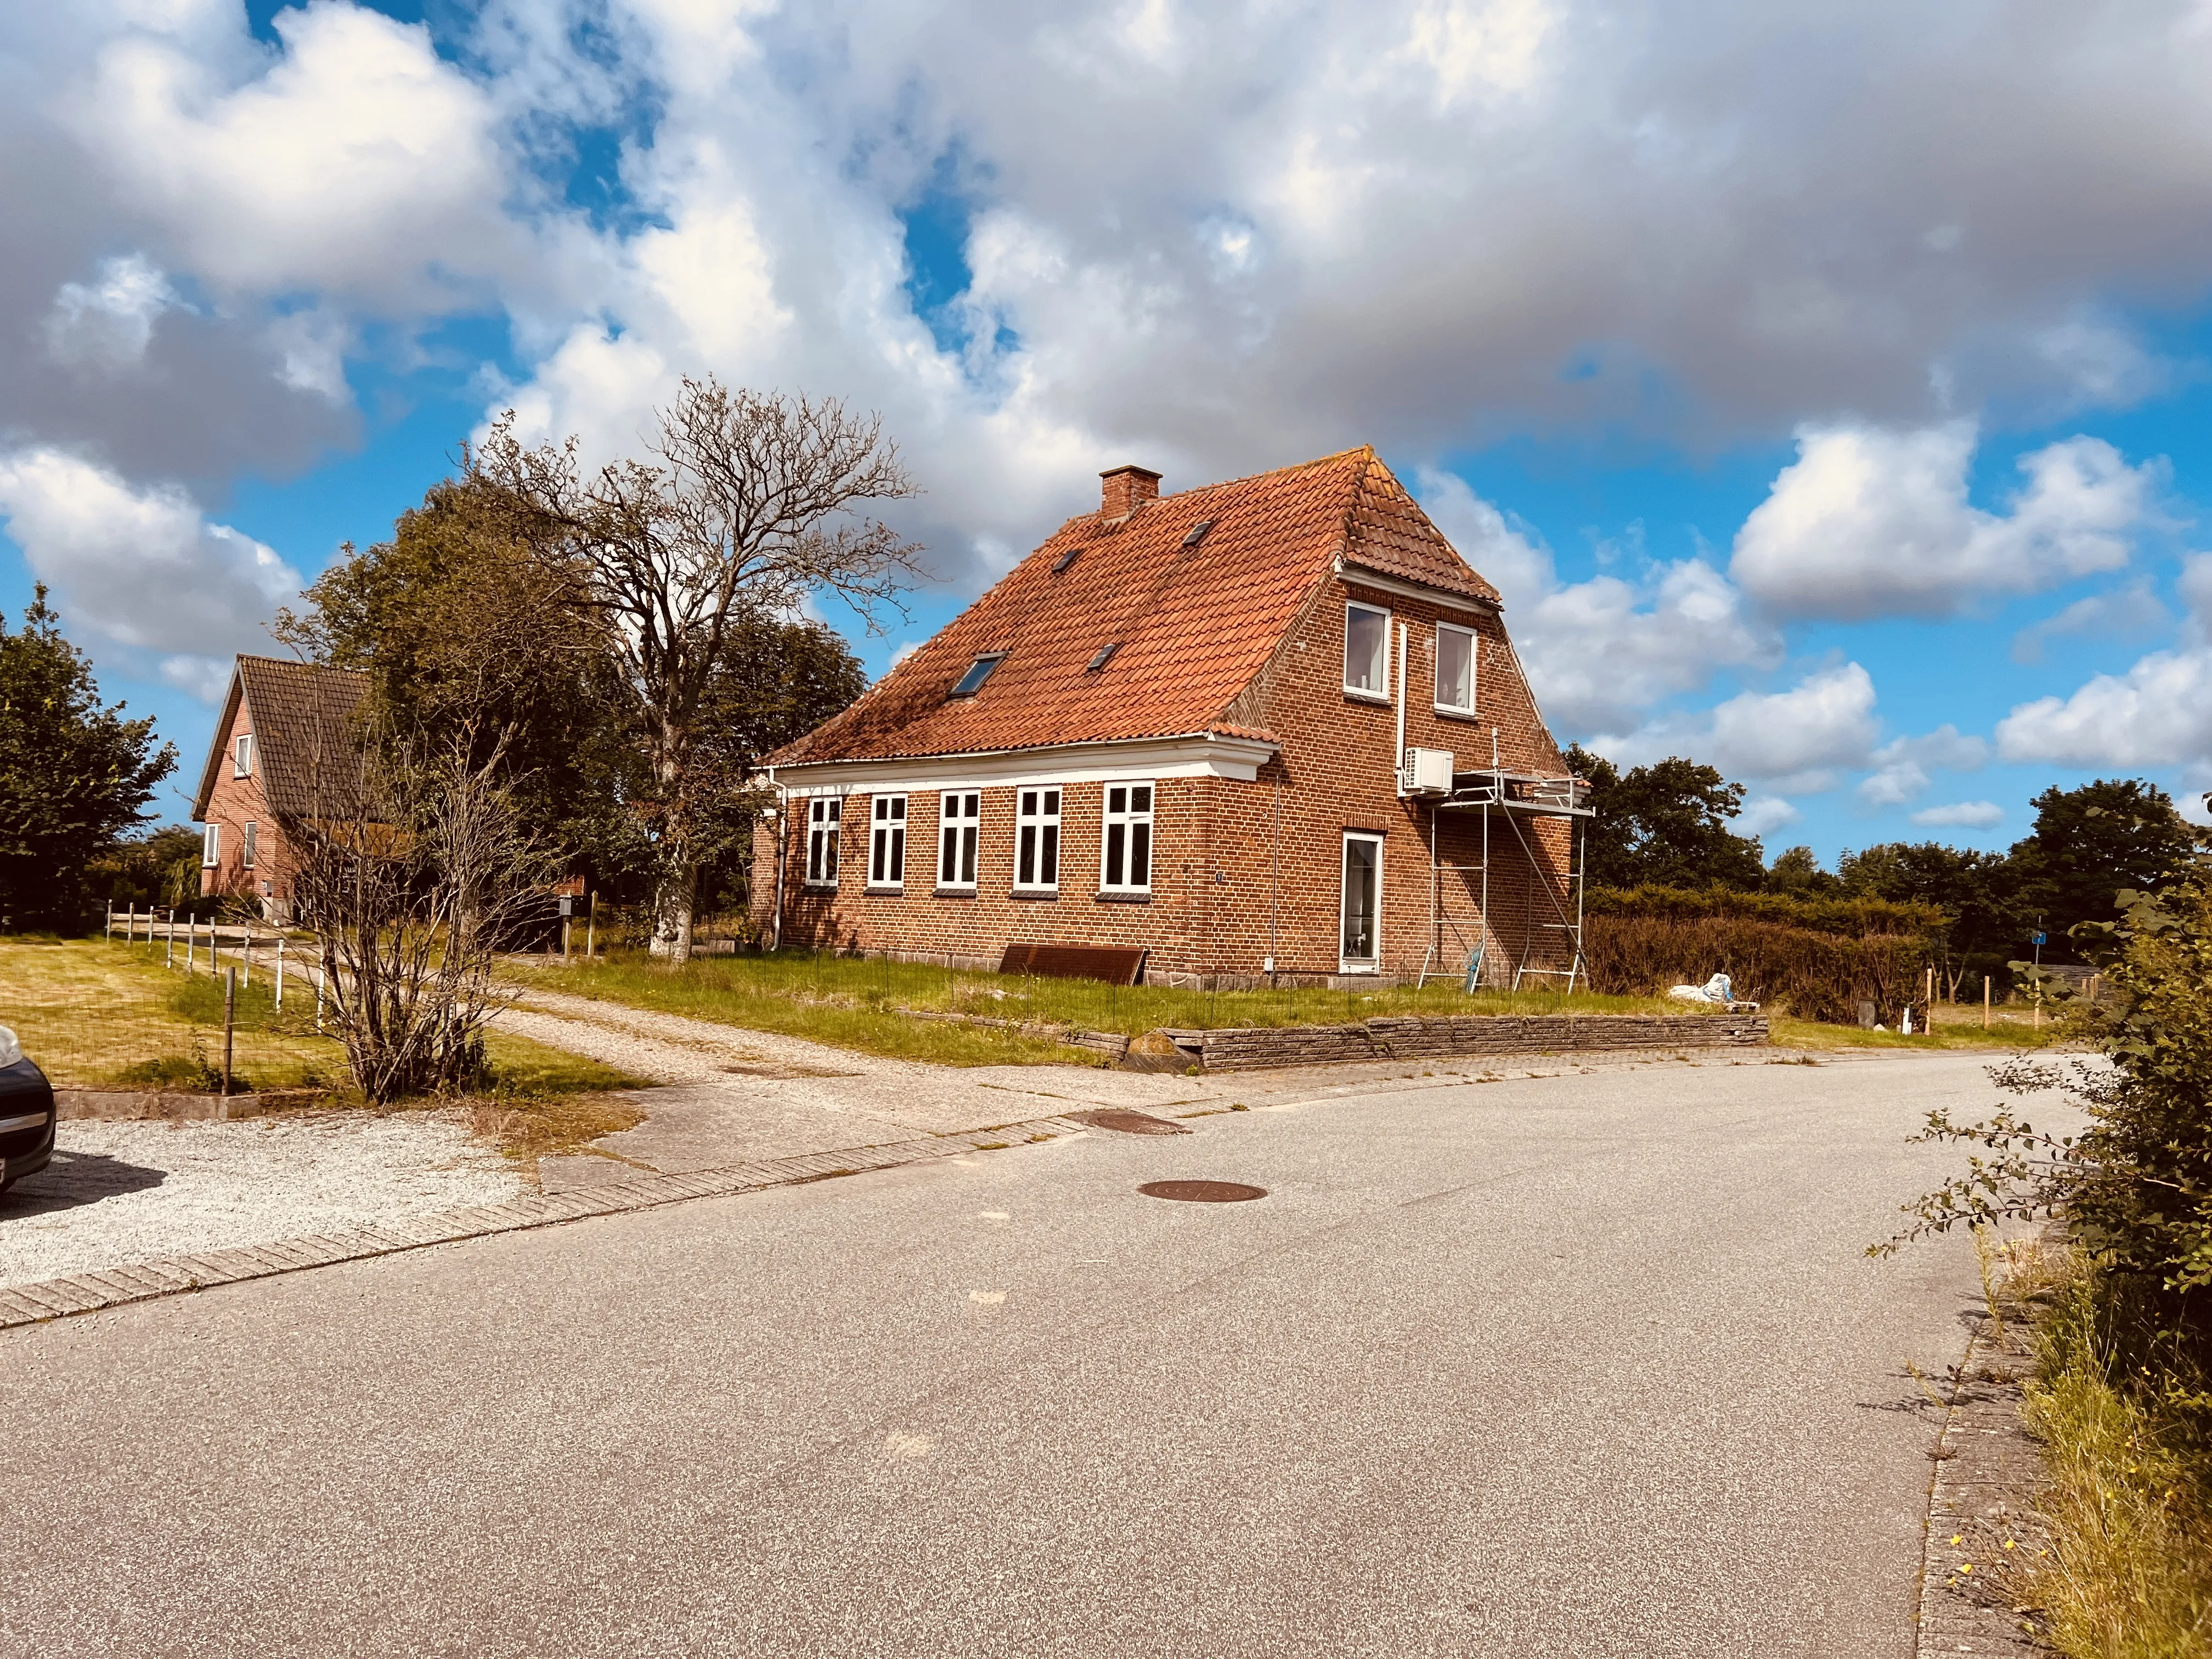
1070,1108 -> 1189,1136
1138,1180 -> 1267,1203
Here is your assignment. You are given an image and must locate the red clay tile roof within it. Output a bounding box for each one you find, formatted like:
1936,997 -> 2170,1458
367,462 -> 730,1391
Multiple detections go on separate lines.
192,656 -> 370,819
769,448 -> 1499,765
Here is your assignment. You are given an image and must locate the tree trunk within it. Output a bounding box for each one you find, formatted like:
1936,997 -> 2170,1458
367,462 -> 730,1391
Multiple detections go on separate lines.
652,863 -> 696,963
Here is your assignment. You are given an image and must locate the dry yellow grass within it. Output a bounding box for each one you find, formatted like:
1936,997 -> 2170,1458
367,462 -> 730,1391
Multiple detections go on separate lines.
0,938 -> 637,1099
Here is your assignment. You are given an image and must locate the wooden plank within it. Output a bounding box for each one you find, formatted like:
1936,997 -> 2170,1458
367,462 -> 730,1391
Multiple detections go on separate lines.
997,943 -> 1148,985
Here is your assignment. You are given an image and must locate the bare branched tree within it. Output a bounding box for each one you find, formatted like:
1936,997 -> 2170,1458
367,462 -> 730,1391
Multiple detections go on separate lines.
278,729 -> 558,1104
473,377 -> 921,962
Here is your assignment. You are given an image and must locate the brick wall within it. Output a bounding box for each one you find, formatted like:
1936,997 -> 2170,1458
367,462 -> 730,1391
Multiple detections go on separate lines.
751,574 -> 1580,982
198,696 -> 291,916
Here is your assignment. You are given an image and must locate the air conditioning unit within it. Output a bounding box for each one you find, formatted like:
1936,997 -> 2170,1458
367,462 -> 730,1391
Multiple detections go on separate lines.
1400,748 -> 1454,795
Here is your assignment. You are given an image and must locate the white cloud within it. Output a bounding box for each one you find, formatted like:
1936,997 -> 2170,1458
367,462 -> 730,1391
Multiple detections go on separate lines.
1911,801 -> 2005,829
43,252 -> 182,372
76,2 -> 511,303
1731,422 -> 2160,620
1417,469 -> 1779,732
1995,647 -> 2212,769
2012,580 -> 2168,663
0,446 -> 301,693
1737,795 -> 1802,837
1855,724 -> 1988,808
1992,549 -> 2212,770
1598,662 -> 1880,790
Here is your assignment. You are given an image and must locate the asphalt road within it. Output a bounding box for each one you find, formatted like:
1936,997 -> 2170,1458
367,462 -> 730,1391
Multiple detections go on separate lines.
0,1052 -> 2005,1658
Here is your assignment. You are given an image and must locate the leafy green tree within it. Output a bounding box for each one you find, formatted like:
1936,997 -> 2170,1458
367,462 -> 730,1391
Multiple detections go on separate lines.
87,825 -> 203,913
1892,871 -> 2212,1350
0,588 -> 175,930
2008,778 -> 2202,953
276,474 -> 638,881
1764,844 -> 1839,896
1562,744 -> 1765,889
1838,839 -> 2017,995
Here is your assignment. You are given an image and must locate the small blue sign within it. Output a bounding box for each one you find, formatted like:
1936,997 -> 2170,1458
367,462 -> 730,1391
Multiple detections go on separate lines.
2032,931 -> 2047,945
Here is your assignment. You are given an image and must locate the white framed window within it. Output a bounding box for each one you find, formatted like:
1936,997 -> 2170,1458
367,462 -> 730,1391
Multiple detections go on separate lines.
242,821 -> 257,870
1344,602 -> 1390,699
1435,622 -> 1477,714
938,792 -> 980,889
234,733 -> 253,777
1015,787 -> 1062,890
201,823 -> 221,868
869,795 -> 906,888
805,798 -> 841,886
1341,832 -> 1383,970
1101,783 -> 1154,894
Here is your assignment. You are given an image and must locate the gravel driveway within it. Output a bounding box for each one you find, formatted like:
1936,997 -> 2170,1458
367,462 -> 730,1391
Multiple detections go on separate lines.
0,1112 -> 524,1289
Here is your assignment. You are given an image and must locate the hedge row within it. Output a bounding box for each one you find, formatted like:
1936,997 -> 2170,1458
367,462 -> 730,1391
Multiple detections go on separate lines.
1582,883 -> 1945,939
1583,914 -> 1930,1025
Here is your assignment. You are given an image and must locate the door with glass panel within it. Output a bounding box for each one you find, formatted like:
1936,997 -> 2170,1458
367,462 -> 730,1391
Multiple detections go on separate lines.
1341,833 -> 1382,971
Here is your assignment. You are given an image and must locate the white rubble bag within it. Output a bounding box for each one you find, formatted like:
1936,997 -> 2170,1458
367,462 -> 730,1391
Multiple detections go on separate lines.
1667,972 -> 1758,1012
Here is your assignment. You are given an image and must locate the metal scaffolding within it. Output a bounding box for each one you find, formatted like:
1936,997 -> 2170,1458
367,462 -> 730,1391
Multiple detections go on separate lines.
1414,731 -> 1594,992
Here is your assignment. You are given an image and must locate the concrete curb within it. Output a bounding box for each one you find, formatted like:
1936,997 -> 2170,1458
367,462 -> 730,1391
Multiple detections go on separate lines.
0,1111 -> 1097,1331
1915,1311 -> 2056,1657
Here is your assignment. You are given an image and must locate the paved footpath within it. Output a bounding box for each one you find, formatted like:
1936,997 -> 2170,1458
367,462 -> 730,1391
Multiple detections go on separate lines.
0,1053 -> 2011,1658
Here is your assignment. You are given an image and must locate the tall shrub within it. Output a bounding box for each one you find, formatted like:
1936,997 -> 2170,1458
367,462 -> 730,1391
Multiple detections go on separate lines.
1583,914 -> 1929,1024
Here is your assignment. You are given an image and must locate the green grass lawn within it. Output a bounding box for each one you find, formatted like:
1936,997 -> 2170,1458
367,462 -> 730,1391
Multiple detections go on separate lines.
509,946 -> 1748,1066
0,937 -> 636,1098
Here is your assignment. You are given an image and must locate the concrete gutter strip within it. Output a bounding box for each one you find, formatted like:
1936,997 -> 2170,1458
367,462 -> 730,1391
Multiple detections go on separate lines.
0,1111 -> 1096,1331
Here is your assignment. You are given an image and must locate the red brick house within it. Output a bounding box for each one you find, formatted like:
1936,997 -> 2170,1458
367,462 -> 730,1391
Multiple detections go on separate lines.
190,656 -> 369,920
756,449 -> 1590,987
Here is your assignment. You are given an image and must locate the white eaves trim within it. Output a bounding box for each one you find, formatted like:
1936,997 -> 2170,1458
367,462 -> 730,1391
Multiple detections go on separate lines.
1334,559 -> 1500,617
767,731 -> 1278,797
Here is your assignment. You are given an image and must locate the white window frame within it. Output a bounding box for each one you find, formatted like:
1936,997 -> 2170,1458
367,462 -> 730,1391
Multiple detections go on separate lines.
201,822 -> 221,868
1434,622 -> 1478,715
868,795 -> 907,890
234,733 -> 253,777
805,797 -> 842,887
1344,602 -> 1391,701
242,821 -> 257,870
1100,782 -> 1155,895
1015,786 -> 1062,891
937,791 -> 980,889
1341,832 -> 1384,972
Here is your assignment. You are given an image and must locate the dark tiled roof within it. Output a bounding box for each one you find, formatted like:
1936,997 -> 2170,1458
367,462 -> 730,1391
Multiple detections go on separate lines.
193,657 -> 370,819
770,448 -> 1499,765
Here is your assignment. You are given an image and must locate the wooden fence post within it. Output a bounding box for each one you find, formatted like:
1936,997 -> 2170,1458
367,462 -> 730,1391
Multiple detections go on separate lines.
586,891 -> 596,960
165,911 -> 175,970
242,930 -> 252,990
1983,974 -> 1991,1030
275,939 -> 285,1010
221,968 -> 236,1099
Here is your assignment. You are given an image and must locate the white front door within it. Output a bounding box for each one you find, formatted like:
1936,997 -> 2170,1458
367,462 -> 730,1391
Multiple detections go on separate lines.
1341,833 -> 1382,972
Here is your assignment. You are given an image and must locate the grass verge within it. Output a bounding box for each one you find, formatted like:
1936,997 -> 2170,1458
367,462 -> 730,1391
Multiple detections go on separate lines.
0,936 -> 637,1103
1769,1013 -> 2059,1053
509,947 -> 1736,1066
2012,1256 -> 2212,1657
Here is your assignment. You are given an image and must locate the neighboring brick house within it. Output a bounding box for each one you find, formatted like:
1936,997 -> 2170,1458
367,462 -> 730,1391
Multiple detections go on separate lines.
190,656 -> 369,921
755,449 -> 1591,987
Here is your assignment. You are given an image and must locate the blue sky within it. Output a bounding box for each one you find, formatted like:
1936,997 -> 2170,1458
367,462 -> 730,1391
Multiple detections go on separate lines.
5,0 -> 2211,864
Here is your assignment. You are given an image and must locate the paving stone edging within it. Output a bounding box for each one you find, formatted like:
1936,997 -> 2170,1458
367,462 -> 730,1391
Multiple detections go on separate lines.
0,1111 -> 1099,1331
1916,1309 -> 2056,1657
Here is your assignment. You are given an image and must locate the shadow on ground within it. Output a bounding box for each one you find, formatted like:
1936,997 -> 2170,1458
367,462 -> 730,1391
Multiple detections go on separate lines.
2,1151 -> 168,1217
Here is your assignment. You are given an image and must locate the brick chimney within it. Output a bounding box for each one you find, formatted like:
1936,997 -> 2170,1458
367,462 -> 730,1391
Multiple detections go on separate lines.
1099,465 -> 1162,518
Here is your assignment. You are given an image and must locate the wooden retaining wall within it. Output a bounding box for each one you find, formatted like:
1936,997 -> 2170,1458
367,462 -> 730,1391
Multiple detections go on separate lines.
1159,1013 -> 1769,1071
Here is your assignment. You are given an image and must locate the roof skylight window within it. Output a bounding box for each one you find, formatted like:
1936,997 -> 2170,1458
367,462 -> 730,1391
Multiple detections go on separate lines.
1052,548 -> 1081,573
1086,642 -> 1120,672
1182,519 -> 1216,549
949,654 -> 1004,698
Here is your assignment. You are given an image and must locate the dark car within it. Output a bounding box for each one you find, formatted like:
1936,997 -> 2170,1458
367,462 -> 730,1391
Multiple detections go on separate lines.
0,1025 -> 55,1193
